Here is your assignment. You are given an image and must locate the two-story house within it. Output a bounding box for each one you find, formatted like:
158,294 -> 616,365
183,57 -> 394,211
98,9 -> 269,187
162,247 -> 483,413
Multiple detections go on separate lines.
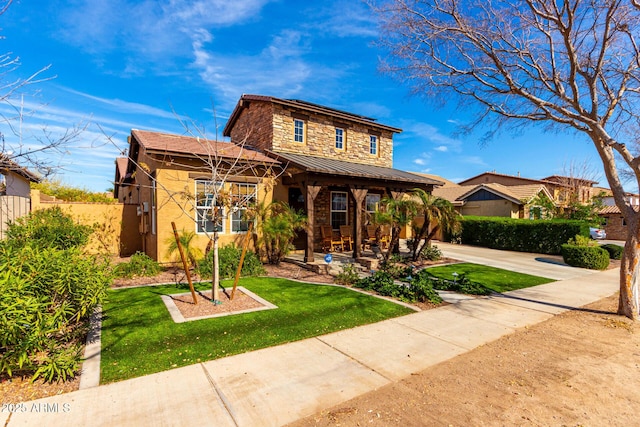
223,95 -> 440,262
115,94 -> 440,264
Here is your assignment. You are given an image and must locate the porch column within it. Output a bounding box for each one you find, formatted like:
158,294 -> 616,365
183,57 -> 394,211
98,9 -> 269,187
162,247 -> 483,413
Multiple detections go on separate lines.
350,186 -> 368,259
305,184 -> 322,263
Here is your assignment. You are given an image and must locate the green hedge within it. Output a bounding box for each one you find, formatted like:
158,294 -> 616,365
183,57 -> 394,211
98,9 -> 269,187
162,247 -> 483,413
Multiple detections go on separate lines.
460,216 -> 590,255
601,243 -> 623,260
561,244 -> 610,270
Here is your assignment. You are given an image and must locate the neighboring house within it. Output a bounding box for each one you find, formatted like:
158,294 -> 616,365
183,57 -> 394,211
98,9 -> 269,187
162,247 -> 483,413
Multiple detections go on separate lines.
0,156 -> 41,239
598,192 -> 640,240
459,171 -> 603,209
428,175 -> 554,219
116,95 -> 440,264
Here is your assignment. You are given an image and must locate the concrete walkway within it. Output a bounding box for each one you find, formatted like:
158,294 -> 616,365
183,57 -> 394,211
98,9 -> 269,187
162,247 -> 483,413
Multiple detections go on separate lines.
3,252 -> 620,427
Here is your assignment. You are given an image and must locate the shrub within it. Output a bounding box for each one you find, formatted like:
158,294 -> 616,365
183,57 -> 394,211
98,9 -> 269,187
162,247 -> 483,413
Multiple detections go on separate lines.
354,270 -> 443,304
380,258 -> 413,279
0,245 -> 111,382
408,274 -> 443,303
460,216 -> 590,254
113,252 -> 161,278
567,234 -> 598,247
561,244 -> 610,270
197,243 -> 265,279
601,243 -> 623,260
419,245 -> 442,261
5,206 -> 92,250
334,263 -> 360,286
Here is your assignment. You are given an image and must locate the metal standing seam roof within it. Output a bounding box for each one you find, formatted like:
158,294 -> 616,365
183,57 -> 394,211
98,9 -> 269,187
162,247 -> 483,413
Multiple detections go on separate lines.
267,150 -> 442,185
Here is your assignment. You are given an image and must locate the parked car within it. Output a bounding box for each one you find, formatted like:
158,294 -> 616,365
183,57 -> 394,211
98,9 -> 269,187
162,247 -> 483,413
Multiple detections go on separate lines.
589,227 -> 607,240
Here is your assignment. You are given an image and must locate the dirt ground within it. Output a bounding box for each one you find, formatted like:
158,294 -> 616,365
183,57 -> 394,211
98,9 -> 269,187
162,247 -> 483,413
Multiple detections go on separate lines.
288,292 -> 640,427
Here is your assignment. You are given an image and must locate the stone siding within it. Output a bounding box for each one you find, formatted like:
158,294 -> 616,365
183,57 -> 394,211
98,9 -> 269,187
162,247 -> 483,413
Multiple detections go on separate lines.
228,101 -> 274,151
602,214 -> 626,240
271,104 -> 393,167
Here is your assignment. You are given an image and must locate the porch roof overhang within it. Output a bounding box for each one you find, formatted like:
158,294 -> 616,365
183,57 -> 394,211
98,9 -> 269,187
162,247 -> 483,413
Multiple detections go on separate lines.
267,150 -> 441,190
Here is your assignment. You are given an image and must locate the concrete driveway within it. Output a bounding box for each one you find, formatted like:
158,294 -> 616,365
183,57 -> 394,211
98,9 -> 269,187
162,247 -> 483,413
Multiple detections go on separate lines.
436,242 -> 598,281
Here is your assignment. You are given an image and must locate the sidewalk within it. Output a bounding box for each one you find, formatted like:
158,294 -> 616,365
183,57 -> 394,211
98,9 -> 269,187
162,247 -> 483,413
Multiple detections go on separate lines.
3,267 -> 619,427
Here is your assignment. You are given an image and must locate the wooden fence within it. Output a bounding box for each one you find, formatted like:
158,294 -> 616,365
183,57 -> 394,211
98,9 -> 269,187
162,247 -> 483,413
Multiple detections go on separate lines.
0,195 -> 30,239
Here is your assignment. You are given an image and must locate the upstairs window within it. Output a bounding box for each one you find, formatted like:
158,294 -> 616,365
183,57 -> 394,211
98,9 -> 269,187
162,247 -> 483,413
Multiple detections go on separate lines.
294,119 -> 305,143
369,135 -> 378,155
335,128 -> 344,150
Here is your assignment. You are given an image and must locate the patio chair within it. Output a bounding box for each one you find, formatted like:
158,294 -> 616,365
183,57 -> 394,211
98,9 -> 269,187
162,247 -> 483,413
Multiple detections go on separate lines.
339,225 -> 353,251
379,225 -> 391,250
321,225 -> 343,252
363,225 -> 379,250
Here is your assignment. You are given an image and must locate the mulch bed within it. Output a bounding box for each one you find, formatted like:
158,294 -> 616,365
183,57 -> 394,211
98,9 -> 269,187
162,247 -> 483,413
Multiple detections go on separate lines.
170,288 -> 265,319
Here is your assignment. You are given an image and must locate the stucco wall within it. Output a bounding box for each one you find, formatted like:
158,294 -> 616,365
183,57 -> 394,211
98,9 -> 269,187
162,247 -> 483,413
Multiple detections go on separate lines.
461,200 -> 519,218
3,172 -> 31,197
133,156 -> 275,264
30,190 -> 141,256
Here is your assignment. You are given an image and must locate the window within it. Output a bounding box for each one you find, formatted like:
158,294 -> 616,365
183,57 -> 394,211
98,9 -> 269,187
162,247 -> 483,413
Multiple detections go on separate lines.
331,191 -> 348,228
195,180 -> 224,234
294,119 -> 305,143
335,128 -> 344,150
230,182 -> 257,233
369,135 -> 378,155
365,194 -> 380,213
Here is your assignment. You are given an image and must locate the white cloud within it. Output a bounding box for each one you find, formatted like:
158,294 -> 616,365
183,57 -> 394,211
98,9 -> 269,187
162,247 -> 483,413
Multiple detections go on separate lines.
58,0 -> 276,60
398,121 -> 463,153
414,158 -> 426,165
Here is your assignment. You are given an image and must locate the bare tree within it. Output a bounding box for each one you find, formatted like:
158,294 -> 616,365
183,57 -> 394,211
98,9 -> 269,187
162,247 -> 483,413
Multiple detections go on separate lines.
0,0 -> 85,178
372,0 -> 640,320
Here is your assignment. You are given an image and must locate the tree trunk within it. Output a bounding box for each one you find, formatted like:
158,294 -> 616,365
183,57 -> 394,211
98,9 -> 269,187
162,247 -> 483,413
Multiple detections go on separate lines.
619,222 -> 640,320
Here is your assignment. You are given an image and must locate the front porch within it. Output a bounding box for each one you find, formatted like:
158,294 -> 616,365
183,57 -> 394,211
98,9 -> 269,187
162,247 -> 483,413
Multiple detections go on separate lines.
268,151 -> 442,264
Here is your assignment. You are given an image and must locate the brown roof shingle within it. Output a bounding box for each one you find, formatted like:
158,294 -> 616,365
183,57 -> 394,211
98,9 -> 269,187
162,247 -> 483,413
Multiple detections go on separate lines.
131,129 -> 279,164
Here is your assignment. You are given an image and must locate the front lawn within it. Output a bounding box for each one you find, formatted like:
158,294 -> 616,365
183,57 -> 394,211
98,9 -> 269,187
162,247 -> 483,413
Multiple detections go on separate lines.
425,263 -> 553,293
100,277 -> 413,383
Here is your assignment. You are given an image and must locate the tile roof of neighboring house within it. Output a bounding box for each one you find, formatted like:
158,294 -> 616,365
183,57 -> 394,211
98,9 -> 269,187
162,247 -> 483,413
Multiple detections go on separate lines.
432,185 -> 471,206
131,129 -> 279,164
452,183 -> 554,205
458,171 -> 548,186
541,175 -> 598,186
0,155 -> 41,183
600,205 -> 640,214
410,173 -> 451,187
223,94 -> 402,137
267,151 -> 441,185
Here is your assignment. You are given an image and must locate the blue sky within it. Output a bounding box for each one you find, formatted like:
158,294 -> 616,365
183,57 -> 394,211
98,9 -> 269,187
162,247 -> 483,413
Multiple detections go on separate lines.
0,0 -> 606,192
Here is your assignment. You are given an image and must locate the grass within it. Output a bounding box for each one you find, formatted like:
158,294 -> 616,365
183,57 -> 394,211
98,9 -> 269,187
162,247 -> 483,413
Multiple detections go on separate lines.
424,262 -> 553,293
100,277 -> 414,383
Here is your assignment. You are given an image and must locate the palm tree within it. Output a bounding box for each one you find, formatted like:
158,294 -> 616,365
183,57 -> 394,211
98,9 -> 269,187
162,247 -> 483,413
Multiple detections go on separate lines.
254,201 -> 307,265
411,188 -> 460,261
165,229 -> 203,268
377,196 -> 418,261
